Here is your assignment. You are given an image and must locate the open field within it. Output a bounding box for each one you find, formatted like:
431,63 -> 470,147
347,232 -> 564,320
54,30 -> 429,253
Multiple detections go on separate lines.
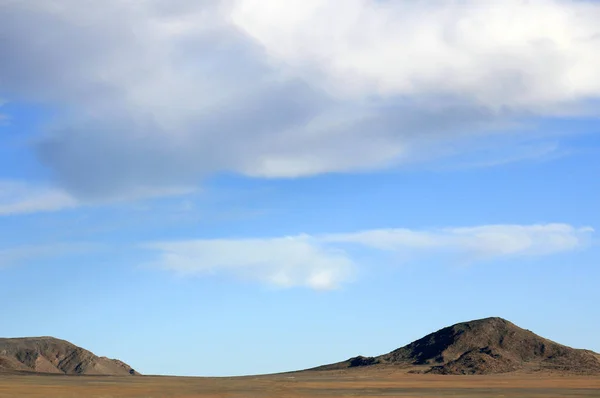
1,371 -> 600,398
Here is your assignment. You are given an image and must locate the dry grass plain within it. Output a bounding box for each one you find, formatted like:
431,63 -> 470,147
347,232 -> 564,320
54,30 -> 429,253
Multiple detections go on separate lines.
2,370 -> 600,398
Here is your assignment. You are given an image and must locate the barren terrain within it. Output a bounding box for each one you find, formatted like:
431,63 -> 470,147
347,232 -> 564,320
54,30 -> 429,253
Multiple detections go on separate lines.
1,370 -> 600,397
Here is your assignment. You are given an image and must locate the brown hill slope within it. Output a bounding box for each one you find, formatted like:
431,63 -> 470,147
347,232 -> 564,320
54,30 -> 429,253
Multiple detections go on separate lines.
0,337 -> 139,376
317,317 -> 600,375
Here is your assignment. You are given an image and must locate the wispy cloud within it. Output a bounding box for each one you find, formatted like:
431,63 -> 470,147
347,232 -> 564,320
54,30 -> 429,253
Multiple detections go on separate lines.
0,242 -> 104,268
325,224 -> 594,262
145,223 -> 593,289
144,235 -> 356,290
0,180 -> 197,216
0,180 -> 78,216
426,140 -> 566,171
0,99 -> 7,125
0,1 -> 598,199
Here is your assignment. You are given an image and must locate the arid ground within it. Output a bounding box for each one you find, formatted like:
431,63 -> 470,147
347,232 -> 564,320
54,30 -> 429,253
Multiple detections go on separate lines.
2,370 -> 600,398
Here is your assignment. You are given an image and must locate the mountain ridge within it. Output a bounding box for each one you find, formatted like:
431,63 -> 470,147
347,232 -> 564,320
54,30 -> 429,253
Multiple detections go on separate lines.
314,317 -> 600,375
0,336 -> 139,376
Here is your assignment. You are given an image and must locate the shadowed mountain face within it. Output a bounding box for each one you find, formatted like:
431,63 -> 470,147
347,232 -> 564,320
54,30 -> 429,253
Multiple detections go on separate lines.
0,337 -> 138,376
319,317 -> 600,375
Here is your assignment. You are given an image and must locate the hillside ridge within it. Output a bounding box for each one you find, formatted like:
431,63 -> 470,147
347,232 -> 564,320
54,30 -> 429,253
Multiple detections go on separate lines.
0,336 -> 139,376
315,317 -> 600,375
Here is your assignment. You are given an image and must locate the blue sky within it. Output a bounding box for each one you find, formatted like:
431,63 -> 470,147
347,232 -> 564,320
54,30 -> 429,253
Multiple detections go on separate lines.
1,0 -> 600,376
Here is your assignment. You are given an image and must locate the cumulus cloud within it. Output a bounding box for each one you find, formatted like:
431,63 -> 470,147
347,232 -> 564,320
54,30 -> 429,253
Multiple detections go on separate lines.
232,0 -> 600,110
1,1 -> 600,199
146,223 -> 592,289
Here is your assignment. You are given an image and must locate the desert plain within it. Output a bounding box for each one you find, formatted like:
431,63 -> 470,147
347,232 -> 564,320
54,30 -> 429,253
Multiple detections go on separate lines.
2,370 -> 600,398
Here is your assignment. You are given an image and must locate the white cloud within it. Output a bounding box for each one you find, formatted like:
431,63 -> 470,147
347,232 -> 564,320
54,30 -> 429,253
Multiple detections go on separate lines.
325,224 -> 594,261
0,180 -> 197,216
231,0 -> 600,110
0,1 -> 599,198
146,223 -> 592,289
0,180 -> 78,215
145,235 -> 356,290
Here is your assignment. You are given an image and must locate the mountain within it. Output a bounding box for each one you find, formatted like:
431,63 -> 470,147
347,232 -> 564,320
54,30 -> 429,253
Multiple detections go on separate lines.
316,317 -> 600,375
0,337 -> 139,376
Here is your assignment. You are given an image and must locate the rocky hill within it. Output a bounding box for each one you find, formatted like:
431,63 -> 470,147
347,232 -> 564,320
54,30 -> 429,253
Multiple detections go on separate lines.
317,317 -> 600,375
0,337 -> 138,376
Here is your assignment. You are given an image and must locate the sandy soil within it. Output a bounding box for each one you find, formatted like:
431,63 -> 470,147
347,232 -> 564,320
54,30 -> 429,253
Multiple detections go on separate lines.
1,370 -> 600,397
